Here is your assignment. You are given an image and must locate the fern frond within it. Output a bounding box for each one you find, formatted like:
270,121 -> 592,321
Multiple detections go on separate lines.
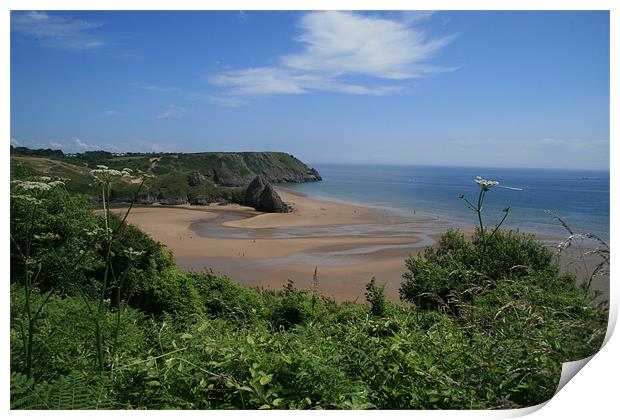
11,371 -> 116,410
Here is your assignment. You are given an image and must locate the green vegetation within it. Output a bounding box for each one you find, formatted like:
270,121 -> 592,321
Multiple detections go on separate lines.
10,146 -> 321,206
10,171 -> 607,409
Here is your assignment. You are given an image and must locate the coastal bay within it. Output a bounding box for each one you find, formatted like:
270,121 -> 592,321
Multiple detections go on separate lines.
111,188 -> 609,303
111,190 -> 455,301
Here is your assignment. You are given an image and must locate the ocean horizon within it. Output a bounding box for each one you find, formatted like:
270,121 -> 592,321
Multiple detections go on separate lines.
282,163 -> 610,240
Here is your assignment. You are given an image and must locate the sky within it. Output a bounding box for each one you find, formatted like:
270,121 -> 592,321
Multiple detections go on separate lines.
10,10 -> 610,170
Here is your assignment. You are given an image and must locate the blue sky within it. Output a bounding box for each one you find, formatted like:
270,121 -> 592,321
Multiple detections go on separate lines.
10,10 -> 609,170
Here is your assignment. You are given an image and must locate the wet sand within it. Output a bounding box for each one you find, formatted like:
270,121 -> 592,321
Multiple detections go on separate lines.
110,189 -> 609,303
111,190 -> 457,301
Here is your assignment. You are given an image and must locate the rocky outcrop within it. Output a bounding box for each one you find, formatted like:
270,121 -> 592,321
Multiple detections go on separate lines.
258,183 -> 288,213
212,160 -> 255,187
188,171 -> 206,186
155,192 -> 187,205
209,152 -> 321,187
244,175 -> 289,213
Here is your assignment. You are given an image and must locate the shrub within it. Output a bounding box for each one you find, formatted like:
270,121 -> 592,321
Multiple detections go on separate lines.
267,281 -> 313,330
365,277 -> 388,317
192,271 -> 267,324
129,252 -> 203,317
10,183 -> 103,294
10,287 -> 145,380
400,228 -> 561,312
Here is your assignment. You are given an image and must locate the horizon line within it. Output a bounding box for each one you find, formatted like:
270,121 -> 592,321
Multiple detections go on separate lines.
10,145 -> 609,172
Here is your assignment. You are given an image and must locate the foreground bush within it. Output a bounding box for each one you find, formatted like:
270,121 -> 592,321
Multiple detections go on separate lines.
10,174 -> 607,409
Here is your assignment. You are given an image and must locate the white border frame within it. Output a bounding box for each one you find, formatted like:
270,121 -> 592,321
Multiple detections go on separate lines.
1,2 -> 616,419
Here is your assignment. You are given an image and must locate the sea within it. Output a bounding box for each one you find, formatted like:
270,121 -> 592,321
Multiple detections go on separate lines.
282,164 -> 610,241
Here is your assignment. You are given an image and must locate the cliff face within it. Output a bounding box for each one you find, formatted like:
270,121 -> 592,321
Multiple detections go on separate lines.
11,149 -> 320,213
208,152 -> 321,187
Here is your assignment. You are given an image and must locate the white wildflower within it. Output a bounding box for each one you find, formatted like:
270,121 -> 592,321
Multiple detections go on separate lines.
48,180 -> 65,187
83,227 -> 104,237
90,168 -> 122,176
11,194 -> 43,205
475,176 -> 499,190
90,167 -> 122,183
124,247 -> 146,259
34,232 -> 60,241
40,176 -> 51,181
11,180 -> 52,191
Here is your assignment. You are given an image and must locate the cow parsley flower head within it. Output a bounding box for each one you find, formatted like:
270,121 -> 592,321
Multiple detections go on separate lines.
11,194 -> 43,205
90,167 -> 122,184
124,247 -> 146,259
83,226 -> 104,237
11,180 -> 52,191
11,177 -> 67,205
34,232 -> 60,241
475,176 -> 499,191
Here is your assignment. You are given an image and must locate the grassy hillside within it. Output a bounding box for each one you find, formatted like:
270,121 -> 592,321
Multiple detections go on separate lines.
10,147 -> 320,205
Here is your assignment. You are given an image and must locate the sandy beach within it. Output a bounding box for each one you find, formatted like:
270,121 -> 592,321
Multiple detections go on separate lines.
110,190 -> 458,301
110,189 -> 609,303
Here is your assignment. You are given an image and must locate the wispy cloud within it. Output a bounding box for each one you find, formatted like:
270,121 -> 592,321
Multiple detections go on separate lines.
74,138 -> 99,150
11,137 -> 69,150
11,137 -> 181,153
209,11 -> 456,102
11,11 -> 104,51
400,11 -> 436,25
49,141 -> 67,149
281,11 -> 454,79
204,95 -> 250,108
156,105 -> 186,119
11,137 -> 104,152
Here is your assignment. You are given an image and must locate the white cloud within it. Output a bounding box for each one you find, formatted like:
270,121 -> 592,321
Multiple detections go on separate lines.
212,67 -> 310,95
11,11 -> 104,51
11,137 -> 66,150
211,66 -> 403,97
74,138 -> 99,150
210,11 -> 456,101
156,105 -> 186,119
282,11 -> 454,79
400,11 -> 436,25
